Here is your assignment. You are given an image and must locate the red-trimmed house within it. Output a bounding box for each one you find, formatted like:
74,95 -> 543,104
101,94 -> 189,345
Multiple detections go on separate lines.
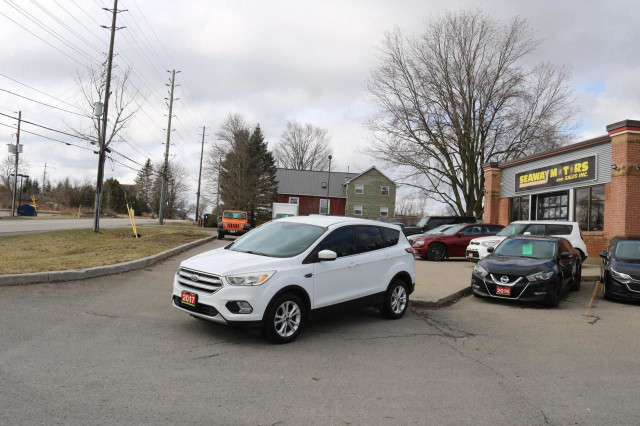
275,168 -> 358,215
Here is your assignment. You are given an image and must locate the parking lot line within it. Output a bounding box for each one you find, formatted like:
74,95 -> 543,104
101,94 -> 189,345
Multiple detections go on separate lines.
584,281 -> 603,318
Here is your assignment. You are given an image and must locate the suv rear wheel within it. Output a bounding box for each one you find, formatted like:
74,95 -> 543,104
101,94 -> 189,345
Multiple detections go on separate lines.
381,280 -> 409,319
264,293 -> 306,344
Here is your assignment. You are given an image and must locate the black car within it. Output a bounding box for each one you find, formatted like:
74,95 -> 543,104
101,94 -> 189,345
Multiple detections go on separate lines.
600,236 -> 640,301
471,236 -> 582,307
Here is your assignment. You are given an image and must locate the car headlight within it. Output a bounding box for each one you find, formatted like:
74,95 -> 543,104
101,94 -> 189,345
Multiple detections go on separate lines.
526,271 -> 554,282
413,240 -> 425,246
611,268 -> 631,283
481,240 -> 500,248
473,264 -> 488,277
226,271 -> 275,286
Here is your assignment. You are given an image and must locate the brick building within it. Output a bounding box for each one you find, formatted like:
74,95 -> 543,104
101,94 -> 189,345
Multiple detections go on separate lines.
483,119 -> 640,257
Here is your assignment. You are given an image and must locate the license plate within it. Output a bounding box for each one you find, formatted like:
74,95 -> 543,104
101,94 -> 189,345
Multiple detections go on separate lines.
181,290 -> 197,307
467,251 -> 475,258
496,286 -> 511,296
228,230 -> 237,234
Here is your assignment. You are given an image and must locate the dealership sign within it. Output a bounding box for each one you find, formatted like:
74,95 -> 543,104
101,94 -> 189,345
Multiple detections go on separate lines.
515,155 -> 596,192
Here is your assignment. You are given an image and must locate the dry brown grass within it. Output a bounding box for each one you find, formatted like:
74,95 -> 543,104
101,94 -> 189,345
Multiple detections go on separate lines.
0,227 -> 211,274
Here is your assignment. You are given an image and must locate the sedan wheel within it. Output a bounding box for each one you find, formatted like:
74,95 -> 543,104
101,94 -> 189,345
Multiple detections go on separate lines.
427,243 -> 447,261
570,263 -> 582,291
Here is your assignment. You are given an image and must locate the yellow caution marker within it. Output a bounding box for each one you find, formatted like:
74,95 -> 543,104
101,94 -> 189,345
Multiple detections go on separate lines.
31,195 -> 37,212
126,203 -> 138,239
77,205 -> 81,219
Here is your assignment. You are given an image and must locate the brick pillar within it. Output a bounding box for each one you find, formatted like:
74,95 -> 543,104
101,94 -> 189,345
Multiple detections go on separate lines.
483,163 -> 502,224
605,120 -> 640,237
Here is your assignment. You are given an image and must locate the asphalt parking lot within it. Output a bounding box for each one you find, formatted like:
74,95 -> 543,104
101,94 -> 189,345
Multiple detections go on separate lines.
1,242 -> 639,425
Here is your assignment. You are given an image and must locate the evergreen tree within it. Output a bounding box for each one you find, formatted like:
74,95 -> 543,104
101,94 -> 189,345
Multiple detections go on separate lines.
103,178 -> 127,213
247,125 -> 278,225
135,159 -> 154,213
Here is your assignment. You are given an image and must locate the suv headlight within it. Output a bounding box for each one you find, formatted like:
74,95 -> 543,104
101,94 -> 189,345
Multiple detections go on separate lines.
413,240 -> 425,246
226,271 -> 275,286
526,271 -> 554,282
481,240 -> 500,248
473,264 -> 488,277
611,268 -> 631,283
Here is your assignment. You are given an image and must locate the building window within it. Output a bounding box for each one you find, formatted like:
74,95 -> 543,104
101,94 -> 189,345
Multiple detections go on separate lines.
319,199 -> 330,215
288,197 -> 299,205
575,185 -> 605,231
355,184 -> 364,194
354,205 -> 363,216
534,191 -> 569,221
380,207 -> 389,217
510,195 -> 529,222
381,185 -> 389,196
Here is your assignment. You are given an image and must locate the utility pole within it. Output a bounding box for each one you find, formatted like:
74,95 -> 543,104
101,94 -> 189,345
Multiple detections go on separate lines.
195,125 -> 206,222
10,111 -> 22,217
215,155 -> 221,220
93,0 -> 124,233
326,154 -> 332,215
42,162 -> 47,194
159,69 -> 179,225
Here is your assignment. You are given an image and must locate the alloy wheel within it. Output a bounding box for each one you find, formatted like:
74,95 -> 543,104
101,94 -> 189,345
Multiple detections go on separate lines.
274,300 -> 301,338
391,285 -> 407,314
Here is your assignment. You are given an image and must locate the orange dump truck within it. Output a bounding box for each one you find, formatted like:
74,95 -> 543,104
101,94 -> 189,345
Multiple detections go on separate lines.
217,210 -> 251,240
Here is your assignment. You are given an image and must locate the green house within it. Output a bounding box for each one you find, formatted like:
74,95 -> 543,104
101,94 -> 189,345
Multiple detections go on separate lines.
344,166 -> 396,219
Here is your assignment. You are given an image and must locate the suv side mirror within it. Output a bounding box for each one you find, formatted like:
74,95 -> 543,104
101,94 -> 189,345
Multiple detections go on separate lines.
599,251 -> 608,259
486,246 -> 495,253
559,252 -> 572,259
318,250 -> 337,261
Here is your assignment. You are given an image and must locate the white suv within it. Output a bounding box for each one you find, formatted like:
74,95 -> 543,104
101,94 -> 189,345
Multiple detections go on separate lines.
465,221 -> 588,262
172,216 -> 416,343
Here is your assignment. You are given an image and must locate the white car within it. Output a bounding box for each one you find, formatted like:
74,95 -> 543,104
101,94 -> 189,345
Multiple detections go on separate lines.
172,215 -> 416,343
466,221 -> 588,262
406,224 -> 455,243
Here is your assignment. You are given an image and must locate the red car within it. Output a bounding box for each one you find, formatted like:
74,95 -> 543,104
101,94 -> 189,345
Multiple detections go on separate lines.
411,223 -> 504,261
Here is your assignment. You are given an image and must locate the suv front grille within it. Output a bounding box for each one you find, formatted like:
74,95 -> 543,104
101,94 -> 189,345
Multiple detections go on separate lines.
177,267 -> 223,293
224,223 -> 243,230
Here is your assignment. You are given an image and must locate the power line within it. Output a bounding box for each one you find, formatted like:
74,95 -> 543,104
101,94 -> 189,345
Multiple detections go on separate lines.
0,88 -> 89,117
0,121 -> 93,151
0,112 -> 96,142
0,73 -> 85,112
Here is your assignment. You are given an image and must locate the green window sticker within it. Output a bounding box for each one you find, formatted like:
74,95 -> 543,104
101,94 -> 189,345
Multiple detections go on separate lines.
522,242 -> 533,256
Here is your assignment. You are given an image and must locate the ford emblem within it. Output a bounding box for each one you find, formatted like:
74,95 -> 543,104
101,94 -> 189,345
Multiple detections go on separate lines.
190,274 -> 199,282
500,276 -> 509,283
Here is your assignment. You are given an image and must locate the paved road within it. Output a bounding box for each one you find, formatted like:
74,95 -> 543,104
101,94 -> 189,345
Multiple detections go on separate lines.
1,241 -> 638,425
0,217 -> 187,235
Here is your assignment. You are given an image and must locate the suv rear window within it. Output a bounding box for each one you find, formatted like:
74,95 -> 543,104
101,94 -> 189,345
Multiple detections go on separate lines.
380,227 -> 400,247
546,224 -> 573,235
356,226 -> 385,253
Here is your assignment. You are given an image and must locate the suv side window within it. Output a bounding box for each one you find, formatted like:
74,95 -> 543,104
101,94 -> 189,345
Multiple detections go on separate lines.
546,224 -> 573,235
356,226 -> 385,253
380,227 -> 400,247
314,226 -> 356,258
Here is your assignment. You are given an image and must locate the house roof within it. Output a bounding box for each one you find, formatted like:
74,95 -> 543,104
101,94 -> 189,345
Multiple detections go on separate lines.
275,168 -> 358,198
343,166 -> 395,185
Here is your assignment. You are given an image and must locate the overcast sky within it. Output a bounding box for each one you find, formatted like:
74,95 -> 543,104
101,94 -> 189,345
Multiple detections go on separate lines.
1,0 -> 639,212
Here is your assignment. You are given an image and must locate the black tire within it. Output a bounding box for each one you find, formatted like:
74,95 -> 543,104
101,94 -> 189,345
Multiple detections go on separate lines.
217,231 -> 225,240
264,293 -> 306,344
602,280 -> 611,300
381,280 -> 409,319
570,263 -> 582,291
426,243 -> 447,261
545,282 -> 562,307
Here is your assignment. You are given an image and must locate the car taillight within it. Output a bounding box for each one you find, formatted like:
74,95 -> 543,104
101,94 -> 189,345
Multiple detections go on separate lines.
405,248 -> 415,254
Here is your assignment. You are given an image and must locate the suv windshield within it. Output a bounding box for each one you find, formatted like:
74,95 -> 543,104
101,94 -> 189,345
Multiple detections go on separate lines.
497,223 -> 529,236
615,241 -> 640,260
229,221 -> 326,257
224,212 -> 246,220
416,217 -> 429,227
494,238 -> 557,259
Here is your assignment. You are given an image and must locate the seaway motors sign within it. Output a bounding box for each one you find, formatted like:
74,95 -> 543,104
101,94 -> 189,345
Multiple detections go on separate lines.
515,155 -> 596,192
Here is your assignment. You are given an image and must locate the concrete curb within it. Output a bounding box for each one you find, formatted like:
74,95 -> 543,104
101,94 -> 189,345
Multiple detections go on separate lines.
0,236 -> 215,286
410,287 -> 472,309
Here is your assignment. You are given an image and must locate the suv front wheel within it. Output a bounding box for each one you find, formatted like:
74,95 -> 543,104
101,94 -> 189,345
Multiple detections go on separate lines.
381,280 -> 409,319
264,293 -> 306,344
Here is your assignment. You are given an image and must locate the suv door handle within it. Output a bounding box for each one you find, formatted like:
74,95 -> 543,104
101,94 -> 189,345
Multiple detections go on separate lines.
348,262 -> 358,269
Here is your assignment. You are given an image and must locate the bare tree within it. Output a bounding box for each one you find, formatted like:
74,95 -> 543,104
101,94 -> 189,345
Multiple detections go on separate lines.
273,121 -> 332,170
1,155 -> 28,192
366,10 -> 576,217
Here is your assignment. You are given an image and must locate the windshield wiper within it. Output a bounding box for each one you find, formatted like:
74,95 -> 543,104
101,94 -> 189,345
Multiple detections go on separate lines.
240,250 -> 270,257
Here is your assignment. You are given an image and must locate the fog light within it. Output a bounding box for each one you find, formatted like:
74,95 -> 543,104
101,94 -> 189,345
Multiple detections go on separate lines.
533,291 -> 547,296
237,301 -> 252,313
472,284 -> 480,289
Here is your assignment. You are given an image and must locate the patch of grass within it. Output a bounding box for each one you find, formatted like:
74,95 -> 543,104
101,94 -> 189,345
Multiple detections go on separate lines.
0,227 -> 211,275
